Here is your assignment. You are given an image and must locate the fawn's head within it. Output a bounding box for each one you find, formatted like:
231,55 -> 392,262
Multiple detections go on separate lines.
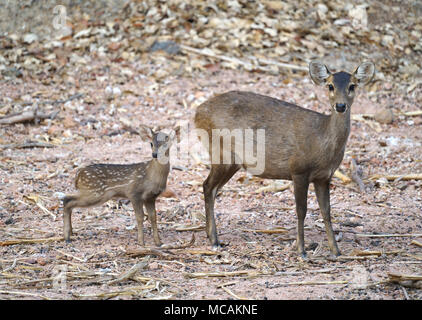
309,61 -> 375,114
139,126 -> 179,163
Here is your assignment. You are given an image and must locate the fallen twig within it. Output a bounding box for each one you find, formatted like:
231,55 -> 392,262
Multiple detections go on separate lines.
0,237 -> 63,246
351,249 -> 404,257
388,273 -> 422,281
0,290 -> 50,300
54,249 -> 86,262
369,174 -> 422,181
0,141 -> 56,149
242,227 -> 288,234
126,235 -> 195,258
184,249 -> 221,255
387,272 -> 422,289
160,233 -> 195,249
126,247 -> 173,259
221,286 -> 250,300
0,108 -> 58,125
108,257 -> 149,285
351,114 -> 382,132
411,240 -> 422,248
180,44 -> 307,73
356,233 -> 422,238
184,270 -> 267,279
333,170 -> 352,184
255,181 -> 291,193
73,285 -> 156,299
216,281 -> 250,300
0,93 -> 83,125
400,110 -> 422,117
23,194 -> 56,219
174,224 -> 205,232
273,280 -> 349,287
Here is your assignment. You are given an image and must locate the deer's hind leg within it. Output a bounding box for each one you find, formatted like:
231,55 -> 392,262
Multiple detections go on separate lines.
63,192 -> 107,242
203,163 -> 241,248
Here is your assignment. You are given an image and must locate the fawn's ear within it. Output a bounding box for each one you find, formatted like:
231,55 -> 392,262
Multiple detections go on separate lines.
352,61 -> 375,87
168,125 -> 181,142
309,61 -> 331,85
138,126 -> 153,140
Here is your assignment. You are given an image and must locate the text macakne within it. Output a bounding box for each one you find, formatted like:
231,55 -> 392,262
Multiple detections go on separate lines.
164,303 -> 258,316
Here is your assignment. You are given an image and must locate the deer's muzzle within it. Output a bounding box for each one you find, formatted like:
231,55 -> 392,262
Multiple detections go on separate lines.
335,103 -> 347,113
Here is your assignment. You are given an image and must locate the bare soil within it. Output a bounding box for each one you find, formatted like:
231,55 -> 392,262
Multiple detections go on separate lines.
1,66 -> 421,300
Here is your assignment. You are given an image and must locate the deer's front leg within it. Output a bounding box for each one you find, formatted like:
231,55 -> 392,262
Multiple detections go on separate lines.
144,199 -> 162,247
131,196 -> 145,246
314,179 -> 341,256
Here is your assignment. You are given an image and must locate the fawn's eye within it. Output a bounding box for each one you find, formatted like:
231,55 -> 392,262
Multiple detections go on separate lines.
349,84 -> 356,93
328,84 -> 334,92
150,143 -> 153,147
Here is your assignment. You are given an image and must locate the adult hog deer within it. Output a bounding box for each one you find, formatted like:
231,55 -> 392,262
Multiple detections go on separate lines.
194,61 -> 375,257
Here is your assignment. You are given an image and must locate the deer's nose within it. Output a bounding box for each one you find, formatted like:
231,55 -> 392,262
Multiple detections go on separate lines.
152,152 -> 158,158
335,103 -> 346,113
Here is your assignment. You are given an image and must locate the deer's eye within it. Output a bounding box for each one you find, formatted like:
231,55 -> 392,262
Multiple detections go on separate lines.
150,143 -> 153,147
328,84 -> 334,92
349,84 -> 356,93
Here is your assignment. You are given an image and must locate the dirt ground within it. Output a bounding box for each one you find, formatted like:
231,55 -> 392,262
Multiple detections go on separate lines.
0,1 -> 421,300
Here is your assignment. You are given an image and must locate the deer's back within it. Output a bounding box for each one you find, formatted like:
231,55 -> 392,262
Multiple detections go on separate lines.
195,91 -> 334,180
75,163 -> 147,194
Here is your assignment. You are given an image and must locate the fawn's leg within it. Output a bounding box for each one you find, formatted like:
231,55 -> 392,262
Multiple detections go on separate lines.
292,174 -> 309,257
144,199 -> 161,247
314,179 -> 341,256
62,193 -> 105,242
131,196 -> 145,246
63,203 -> 73,242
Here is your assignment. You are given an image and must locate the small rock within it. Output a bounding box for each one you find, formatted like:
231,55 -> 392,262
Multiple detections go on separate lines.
54,192 -> 66,200
25,258 -> 37,264
112,87 -> 121,96
374,108 -> 394,124
105,86 -> 113,96
397,182 -> 409,191
37,257 -> 48,266
381,35 -> 394,47
23,33 -> 38,44
149,41 -> 180,55
5,217 -> 14,225
63,115 -> 76,128
149,261 -> 160,270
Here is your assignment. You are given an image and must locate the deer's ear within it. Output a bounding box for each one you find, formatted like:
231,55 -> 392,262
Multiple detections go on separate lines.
138,125 -> 153,140
168,126 -> 181,142
309,61 -> 331,85
352,61 -> 375,86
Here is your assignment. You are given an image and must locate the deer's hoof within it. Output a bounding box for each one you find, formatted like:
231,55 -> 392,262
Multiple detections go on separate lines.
212,244 -> 222,251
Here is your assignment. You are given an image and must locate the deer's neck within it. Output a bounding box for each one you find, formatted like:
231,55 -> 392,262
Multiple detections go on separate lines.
326,109 -> 351,153
147,157 -> 170,184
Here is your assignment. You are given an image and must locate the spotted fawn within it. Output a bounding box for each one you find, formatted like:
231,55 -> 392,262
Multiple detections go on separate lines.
63,126 -> 178,246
